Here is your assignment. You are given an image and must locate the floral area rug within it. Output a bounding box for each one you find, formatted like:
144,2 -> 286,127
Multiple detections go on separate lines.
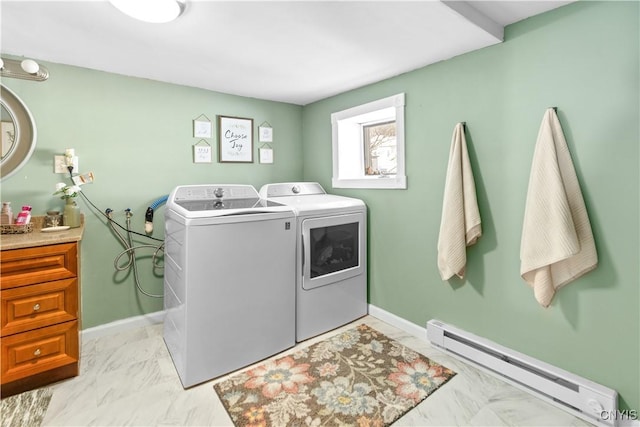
214,324 -> 456,427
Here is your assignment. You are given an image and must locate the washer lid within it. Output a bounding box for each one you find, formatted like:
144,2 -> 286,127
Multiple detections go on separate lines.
167,184 -> 293,218
174,198 -> 284,212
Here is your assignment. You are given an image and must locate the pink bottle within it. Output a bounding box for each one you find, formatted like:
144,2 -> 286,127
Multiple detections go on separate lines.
14,205 -> 32,225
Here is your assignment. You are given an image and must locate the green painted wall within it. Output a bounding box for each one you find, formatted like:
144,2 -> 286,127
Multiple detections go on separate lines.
1,62 -> 303,329
301,1 -> 639,411
2,0 -> 637,412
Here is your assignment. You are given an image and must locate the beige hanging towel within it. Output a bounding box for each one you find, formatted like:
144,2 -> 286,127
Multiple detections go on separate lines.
520,108 -> 597,307
437,122 -> 482,280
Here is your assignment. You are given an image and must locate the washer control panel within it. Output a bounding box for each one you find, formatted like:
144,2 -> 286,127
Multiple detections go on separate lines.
173,184 -> 258,202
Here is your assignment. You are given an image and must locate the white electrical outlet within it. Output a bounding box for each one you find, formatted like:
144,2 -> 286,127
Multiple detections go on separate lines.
54,156 -> 66,173
54,155 -> 79,174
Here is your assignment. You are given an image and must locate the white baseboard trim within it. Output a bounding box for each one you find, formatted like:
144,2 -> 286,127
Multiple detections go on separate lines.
81,306 -> 423,342
368,304 -> 426,339
81,310 -> 166,341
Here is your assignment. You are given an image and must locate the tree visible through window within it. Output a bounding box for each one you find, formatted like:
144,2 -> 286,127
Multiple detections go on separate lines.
363,121 -> 396,176
331,93 -> 406,189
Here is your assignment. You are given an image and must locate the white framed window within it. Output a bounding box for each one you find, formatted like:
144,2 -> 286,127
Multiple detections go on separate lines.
331,93 -> 406,189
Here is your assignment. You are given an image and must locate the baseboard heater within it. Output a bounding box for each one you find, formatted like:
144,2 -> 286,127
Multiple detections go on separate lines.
426,319 -> 619,427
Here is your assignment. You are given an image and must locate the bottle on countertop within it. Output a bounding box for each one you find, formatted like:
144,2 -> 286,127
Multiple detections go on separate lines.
14,205 -> 32,225
1,202 -> 13,225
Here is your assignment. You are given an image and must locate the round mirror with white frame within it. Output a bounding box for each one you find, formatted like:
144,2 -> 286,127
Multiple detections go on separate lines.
1,84 -> 37,180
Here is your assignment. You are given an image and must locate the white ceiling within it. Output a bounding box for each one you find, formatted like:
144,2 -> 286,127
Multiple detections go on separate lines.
0,0 -> 573,105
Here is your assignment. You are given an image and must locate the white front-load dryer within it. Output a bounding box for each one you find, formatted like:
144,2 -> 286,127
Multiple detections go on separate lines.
260,182 -> 367,342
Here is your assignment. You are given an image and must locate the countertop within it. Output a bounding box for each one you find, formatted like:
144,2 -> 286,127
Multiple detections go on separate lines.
0,216 -> 84,251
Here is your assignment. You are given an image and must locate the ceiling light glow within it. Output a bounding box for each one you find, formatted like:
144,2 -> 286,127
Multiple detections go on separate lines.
109,0 -> 185,24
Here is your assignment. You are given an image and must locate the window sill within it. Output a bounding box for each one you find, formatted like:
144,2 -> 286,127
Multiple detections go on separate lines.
332,175 -> 407,189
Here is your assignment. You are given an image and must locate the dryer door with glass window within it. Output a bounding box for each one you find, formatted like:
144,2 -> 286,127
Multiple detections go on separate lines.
302,212 -> 364,290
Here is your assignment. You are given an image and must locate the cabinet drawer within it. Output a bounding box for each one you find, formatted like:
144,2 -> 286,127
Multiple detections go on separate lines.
0,243 -> 77,290
1,279 -> 78,337
1,321 -> 78,384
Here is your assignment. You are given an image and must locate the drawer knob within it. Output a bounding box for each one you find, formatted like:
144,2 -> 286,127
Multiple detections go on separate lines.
34,348 -> 41,357
33,303 -> 41,311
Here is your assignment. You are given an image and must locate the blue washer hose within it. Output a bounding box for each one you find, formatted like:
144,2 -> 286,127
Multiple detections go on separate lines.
145,194 -> 169,234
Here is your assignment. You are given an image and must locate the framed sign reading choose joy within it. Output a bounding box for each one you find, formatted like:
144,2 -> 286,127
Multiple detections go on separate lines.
217,115 -> 253,163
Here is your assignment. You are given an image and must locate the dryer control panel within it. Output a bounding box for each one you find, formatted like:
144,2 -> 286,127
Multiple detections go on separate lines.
260,182 -> 326,198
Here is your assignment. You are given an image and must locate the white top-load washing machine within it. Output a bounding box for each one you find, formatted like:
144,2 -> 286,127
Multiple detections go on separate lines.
164,184 -> 296,388
259,182 -> 367,342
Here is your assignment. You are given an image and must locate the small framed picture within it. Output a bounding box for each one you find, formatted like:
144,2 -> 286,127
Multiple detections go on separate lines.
259,148 -> 273,164
218,116 -> 253,163
259,125 -> 273,143
193,119 -> 212,138
193,140 -> 212,163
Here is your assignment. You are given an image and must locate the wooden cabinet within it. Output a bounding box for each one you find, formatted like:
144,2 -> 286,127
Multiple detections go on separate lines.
1,242 -> 81,397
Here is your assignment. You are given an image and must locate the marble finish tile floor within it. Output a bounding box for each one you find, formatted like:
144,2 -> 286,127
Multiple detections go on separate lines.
37,315 -> 593,426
